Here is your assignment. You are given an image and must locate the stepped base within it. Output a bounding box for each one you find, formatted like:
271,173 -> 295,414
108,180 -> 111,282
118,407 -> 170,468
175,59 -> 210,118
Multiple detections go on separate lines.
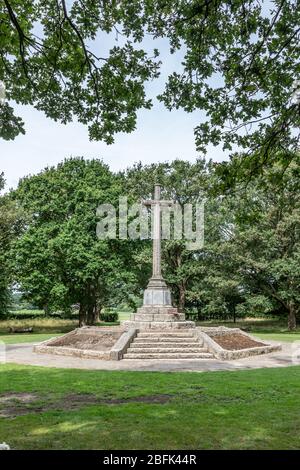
124,352 -> 214,359
123,329 -> 214,360
122,305 -> 195,331
123,321 -> 195,330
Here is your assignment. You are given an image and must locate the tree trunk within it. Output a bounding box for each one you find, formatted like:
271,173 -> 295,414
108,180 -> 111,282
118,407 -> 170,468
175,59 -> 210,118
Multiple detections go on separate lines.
288,304 -> 297,331
233,305 -> 236,323
87,304 -> 95,325
43,303 -> 50,317
79,303 -> 87,327
94,304 -> 102,324
178,284 -> 186,312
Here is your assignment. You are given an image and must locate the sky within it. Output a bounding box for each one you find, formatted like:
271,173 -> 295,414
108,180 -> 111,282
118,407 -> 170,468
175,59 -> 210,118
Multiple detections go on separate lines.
0,30 -> 228,192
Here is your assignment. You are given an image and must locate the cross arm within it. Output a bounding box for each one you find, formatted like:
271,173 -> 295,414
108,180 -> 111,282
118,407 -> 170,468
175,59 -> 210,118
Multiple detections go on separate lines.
142,199 -> 175,207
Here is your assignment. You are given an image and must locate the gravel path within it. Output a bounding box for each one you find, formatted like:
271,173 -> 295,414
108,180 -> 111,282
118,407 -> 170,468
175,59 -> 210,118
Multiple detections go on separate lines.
2,340 -> 297,372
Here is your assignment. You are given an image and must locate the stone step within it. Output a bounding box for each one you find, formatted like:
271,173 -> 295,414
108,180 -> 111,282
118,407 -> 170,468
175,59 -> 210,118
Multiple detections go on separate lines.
123,352 -> 214,359
137,332 -> 196,339
127,347 -> 208,354
131,342 -> 203,348
134,337 -> 198,343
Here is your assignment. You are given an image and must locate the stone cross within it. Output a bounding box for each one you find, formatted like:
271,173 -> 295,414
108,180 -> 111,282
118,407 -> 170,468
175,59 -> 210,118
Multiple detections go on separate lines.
142,184 -> 174,280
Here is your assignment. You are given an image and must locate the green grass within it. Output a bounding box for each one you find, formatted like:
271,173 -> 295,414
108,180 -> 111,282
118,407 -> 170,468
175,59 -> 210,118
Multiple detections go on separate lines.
252,333 -> 300,343
118,311 -> 131,321
0,333 -> 64,345
0,364 -> 300,449
8,309 -> 45,316
0,317 -> 78,334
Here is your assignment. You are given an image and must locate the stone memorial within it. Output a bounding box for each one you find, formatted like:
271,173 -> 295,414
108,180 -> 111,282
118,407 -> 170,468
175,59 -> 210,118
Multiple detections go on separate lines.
35,183 -> 281,361
122,184 -> 195,331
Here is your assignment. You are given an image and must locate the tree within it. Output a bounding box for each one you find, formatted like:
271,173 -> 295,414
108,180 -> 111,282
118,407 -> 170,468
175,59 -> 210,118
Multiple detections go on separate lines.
0,173 -> 24,315
1,1 -> 299,176
12,158 -> 132,325
217,156 -> 300,329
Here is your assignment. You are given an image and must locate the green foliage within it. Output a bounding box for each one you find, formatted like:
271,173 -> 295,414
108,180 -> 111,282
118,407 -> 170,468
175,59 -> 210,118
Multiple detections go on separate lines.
11,158 -> 132,325
156,1 -> 300,161
0,178 -> 25,315
100,310 -> 119,323
0,103 -> 25,140
215,156 -> 300,329
1,1 -> 299,175
0,0 -> 159,143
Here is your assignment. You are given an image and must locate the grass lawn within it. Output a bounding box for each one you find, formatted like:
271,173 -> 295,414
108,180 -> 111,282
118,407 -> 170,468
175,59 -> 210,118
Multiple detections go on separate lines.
0,333 -> 65,345
0,364 -> 300,450
252,333 -> 300,343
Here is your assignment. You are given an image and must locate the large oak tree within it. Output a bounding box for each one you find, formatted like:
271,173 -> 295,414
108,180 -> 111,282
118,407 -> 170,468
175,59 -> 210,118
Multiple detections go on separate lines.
12,157 -> 134,325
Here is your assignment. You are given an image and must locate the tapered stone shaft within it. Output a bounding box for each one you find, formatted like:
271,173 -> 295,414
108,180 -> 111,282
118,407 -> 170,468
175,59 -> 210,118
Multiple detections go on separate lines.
152,184 -> 161,278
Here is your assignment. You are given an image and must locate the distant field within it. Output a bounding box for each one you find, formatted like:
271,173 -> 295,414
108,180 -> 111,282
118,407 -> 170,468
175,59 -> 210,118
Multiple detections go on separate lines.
0,333 -> 64,345
118,312 -> 131,321
8,309 -> 45,315
197,318 -> 300,333
0,311 -> 132,344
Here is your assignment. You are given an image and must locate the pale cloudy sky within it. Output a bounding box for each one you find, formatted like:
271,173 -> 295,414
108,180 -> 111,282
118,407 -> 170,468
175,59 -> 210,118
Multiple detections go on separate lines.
0,33 -> 227,191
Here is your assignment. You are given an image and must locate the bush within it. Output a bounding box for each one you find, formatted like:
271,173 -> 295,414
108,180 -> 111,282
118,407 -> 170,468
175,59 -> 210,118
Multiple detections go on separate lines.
4,309 -> 77,320
99,311 -> 119,323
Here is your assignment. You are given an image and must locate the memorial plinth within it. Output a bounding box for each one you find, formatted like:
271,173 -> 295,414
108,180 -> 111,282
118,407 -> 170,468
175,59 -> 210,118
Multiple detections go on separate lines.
122,184 -> 195,331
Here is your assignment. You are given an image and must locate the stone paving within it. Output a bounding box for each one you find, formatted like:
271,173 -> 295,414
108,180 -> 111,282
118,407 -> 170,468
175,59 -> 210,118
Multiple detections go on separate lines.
3,340 -> 297,372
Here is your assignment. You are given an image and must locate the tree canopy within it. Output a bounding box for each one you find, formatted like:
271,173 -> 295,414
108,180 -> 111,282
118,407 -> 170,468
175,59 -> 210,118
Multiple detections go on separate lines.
1,1 -> 299,175
11,158 -> 137,325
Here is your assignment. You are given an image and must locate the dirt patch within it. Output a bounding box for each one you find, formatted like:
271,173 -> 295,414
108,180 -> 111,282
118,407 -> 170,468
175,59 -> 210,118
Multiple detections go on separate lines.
0,393 -> 41,418
0,393 -> 38,404
212,333 -> 265,350
50,331 -> 123,351
0,393 -> 172,418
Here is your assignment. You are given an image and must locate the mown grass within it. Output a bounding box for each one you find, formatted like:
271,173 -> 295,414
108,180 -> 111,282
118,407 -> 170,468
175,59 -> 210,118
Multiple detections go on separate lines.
0,364 -> 300,449
0,333 -> 64,345
253,333 -> 300,343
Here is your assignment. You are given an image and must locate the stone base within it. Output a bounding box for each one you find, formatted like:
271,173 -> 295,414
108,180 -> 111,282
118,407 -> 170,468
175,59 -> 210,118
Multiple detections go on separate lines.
143,277 -> 172,306
122,320 -> 195,330
132,306 -> 186,322
194,327 -> 282,360
122,305 -> 195,330
34,327 -> 124,360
